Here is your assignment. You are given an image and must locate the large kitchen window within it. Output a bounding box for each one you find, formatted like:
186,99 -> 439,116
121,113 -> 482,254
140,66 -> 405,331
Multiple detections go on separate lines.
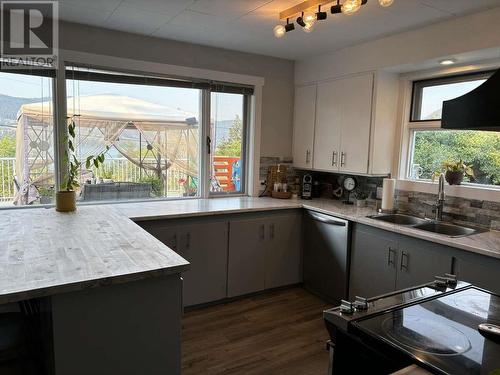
407,71 -> 500,187
66,67 -> 203,201
0,64 -> 252,208
0,69 -> 55,207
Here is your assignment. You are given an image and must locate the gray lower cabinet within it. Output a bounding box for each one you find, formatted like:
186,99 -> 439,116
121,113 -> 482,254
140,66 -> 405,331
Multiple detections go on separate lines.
350,224 -> 453,299
453,250 -> 500,294
396,236 -> 454,290
139,209 -> 302,304
228,211 -> 302,297
350,225 -> 398,299
180,221 -> 229,306
138,218 -> 228,307
227,217 -> 268,297
265,212 -> 302,289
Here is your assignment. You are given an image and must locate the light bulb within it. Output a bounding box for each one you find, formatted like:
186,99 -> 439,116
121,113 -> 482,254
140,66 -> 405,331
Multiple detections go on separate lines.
342,0 -> 362,15
303,22 -> 315,33
303,11 -> 316,32
378,0 -> 394,7
273,24 -> 286,38
303,12 -> 316,24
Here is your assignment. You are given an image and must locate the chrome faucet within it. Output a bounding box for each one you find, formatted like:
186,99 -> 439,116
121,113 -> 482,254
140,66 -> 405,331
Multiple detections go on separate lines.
435,173 -> 446,221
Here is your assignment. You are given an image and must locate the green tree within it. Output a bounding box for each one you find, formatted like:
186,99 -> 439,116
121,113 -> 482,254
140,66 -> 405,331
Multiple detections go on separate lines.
216,115 -> 242,157
0,134 -> 16,157
413,130 -> 500,185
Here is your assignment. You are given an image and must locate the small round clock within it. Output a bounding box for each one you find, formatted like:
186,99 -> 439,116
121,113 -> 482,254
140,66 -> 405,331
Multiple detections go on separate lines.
343,177 -> 357,192
342,177 -> 357,205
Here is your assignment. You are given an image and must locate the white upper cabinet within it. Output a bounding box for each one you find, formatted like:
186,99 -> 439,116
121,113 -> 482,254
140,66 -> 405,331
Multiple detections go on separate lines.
338,74 -> 373,174
313,80 -> 342,171
292,85 -> 317,169
293,71 -> 398,176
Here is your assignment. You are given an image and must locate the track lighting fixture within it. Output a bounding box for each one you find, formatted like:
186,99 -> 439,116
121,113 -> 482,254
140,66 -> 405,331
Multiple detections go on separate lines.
331,1 -> 342,14
297,12 -> 306,27
274,0 -> 394,38
316,5 -> 327,21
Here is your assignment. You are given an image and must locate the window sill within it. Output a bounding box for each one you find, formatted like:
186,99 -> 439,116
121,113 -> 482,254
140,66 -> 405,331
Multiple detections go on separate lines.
396,179 -> 500,202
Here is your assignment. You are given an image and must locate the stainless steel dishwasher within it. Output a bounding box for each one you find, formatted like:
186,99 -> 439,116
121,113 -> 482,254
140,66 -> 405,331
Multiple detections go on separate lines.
303,210 -> 350,304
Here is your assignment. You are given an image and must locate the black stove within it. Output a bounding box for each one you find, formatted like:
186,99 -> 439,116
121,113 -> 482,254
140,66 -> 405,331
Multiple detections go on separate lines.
324,277 -> 500,374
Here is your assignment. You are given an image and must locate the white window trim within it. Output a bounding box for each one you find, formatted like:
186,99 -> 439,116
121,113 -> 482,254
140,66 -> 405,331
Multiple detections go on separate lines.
394,59 -> 500,203
55,49 -> 265,199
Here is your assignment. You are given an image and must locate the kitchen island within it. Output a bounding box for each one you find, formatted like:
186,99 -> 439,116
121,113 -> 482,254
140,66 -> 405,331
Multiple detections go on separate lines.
0,205 -> 189,375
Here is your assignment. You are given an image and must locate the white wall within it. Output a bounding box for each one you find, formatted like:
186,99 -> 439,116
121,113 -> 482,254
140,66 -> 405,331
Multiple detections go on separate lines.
59,21 -> 295,159
295,7 -> 500,84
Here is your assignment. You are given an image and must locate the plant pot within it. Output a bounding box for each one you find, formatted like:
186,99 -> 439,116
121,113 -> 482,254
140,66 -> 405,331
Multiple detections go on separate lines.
445,171 -> 464,185
55,191 -> 76,212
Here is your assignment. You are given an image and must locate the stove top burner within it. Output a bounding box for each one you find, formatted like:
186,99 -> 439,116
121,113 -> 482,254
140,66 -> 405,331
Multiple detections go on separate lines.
381,314 -> 471,356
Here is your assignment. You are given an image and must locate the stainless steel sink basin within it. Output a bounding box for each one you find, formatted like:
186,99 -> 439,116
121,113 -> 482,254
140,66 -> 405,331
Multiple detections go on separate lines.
368,213 -> 486,238
413,222 -> 484,237
368,213 -> 428,226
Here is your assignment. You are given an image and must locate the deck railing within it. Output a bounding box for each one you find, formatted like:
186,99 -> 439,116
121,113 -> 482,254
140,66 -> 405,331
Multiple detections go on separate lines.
0,157 -> 15,202
0,156 -> 239,203
0,157 -> 195,203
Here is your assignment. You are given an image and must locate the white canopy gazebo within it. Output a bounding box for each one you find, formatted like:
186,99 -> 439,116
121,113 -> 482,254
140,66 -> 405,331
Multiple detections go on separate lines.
15,94 -> 199,204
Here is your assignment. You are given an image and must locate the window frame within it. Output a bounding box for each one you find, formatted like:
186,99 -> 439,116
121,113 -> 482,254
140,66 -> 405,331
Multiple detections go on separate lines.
63,64 -> 252,202
208,92 -> 250,198
409,70 -> 494,122
396,63 -> 500,201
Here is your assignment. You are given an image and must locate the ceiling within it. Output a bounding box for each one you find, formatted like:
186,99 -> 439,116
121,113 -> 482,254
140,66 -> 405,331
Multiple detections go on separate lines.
57,0 -> 500,60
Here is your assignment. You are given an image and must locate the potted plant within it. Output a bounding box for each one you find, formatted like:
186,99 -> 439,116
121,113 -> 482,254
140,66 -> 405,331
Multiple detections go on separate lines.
354,189 -> 369,207
434,160 -> 474,186
56,118 -> 108,212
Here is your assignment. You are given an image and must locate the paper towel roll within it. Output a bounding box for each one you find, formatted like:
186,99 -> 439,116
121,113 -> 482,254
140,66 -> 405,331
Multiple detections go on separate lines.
381,178 -> 396,211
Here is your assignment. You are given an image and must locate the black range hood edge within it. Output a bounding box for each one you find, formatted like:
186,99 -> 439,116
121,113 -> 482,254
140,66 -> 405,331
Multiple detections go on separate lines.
441,68 -> 500,131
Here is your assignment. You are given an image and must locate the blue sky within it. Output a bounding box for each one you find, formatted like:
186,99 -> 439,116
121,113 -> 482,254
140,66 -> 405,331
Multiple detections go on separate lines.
420,79 -> 485,119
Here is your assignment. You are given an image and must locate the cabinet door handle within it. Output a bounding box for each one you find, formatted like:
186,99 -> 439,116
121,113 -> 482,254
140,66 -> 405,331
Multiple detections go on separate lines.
332,151 -> 337,166
185,232 -> 191,250
269,224 -> 275,240
259,224 -> 265,240
387,247 -> 395,267
400,251 -> 409,271
340,152 -> 346,167
306,150 -> 310,164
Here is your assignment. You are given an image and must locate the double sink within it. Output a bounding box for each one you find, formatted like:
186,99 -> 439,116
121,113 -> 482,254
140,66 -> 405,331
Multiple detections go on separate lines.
368,213 -> 486,238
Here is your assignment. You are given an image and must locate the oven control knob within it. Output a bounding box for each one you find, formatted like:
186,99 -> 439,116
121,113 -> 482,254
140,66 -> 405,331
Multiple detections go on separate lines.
445,273 -> 457,286
435,273 -> 458,287
354,296 -> 368,311
340,300 -> 355,315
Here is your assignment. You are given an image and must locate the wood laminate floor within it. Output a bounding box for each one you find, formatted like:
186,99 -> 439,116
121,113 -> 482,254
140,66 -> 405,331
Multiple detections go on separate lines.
182,288 -> 331,375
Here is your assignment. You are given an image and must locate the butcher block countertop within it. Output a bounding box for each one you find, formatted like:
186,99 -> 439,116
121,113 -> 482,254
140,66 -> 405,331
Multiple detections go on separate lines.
0,196 -> 498,304
0,205 -> 189,304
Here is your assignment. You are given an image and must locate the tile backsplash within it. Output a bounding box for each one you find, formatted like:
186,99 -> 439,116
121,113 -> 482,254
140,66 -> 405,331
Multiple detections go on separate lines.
259,157 -> 499,230
396,190 -> 500,230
